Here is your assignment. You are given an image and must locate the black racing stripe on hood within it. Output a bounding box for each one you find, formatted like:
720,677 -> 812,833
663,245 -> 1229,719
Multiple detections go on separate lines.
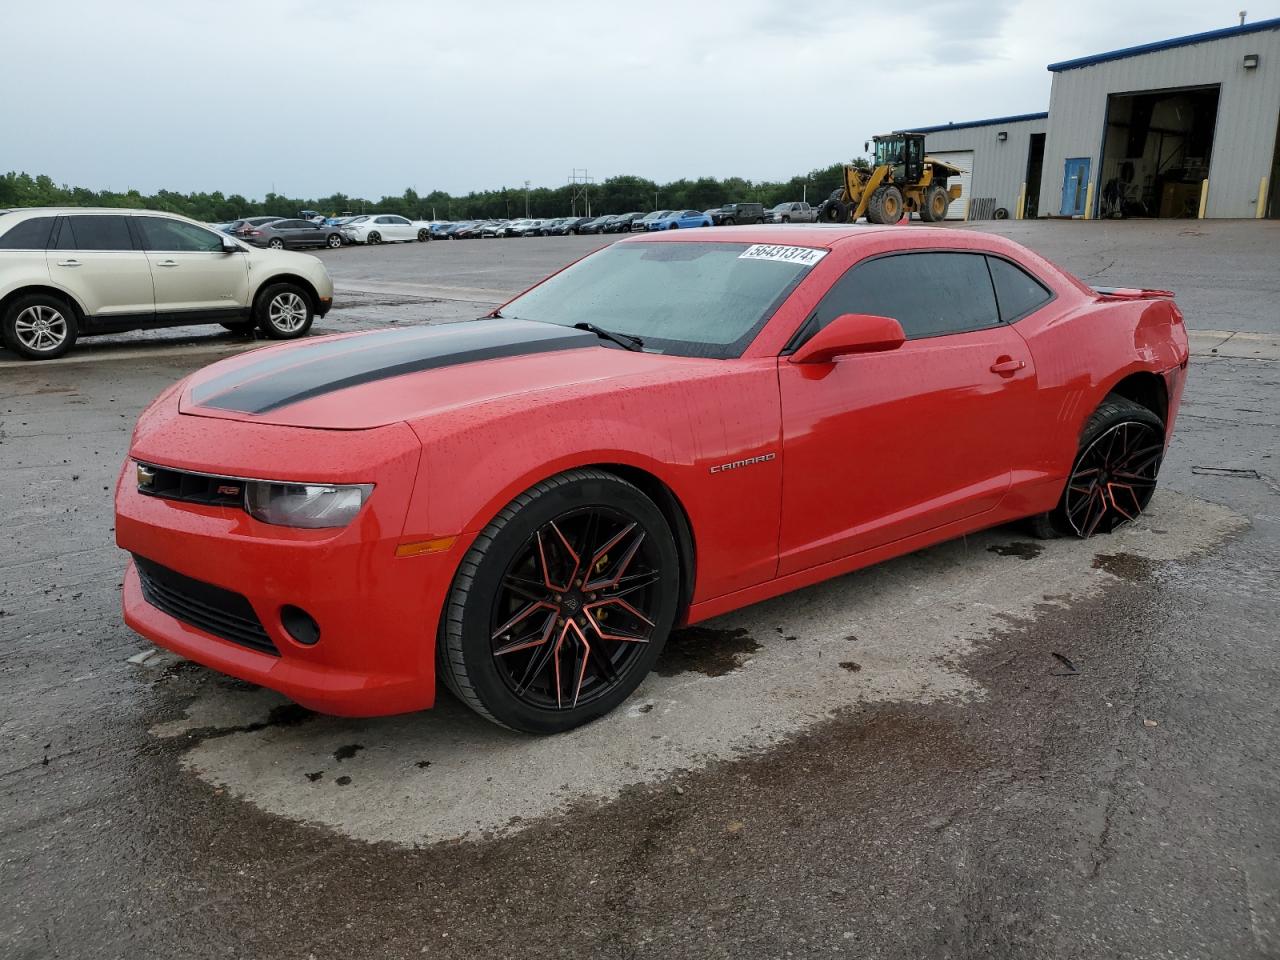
192,320 -> 599,414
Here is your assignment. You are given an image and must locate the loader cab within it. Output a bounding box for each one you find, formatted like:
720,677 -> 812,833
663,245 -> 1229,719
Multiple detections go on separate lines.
869,134 -> 926,184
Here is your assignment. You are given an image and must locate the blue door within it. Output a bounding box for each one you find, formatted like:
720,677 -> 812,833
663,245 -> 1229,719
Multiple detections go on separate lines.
1060,157 -> 1091,216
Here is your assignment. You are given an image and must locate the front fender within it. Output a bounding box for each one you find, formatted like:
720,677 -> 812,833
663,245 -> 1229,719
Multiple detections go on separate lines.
403,363 -> 783,603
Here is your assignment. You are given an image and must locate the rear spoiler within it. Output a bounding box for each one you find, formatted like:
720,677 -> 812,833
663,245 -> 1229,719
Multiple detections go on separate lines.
1092,286 -> 1174,301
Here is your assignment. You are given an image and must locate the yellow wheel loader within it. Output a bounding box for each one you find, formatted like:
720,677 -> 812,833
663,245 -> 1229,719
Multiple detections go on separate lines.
818,133 -> 963,224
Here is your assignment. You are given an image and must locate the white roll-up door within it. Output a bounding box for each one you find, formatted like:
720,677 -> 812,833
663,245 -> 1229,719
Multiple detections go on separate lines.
928,150 -> 974,220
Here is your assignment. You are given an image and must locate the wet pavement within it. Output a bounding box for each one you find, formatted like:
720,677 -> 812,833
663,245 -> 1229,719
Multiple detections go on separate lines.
2,222 -> 1278,959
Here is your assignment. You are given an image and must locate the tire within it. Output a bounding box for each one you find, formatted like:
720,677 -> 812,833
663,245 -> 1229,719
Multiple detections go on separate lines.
417,229 -> 430,242
994,207 -> 1010,220
668,222 -> 678,230
753,217 -> 763,224
723,217 -> 736,226
367,231 -> 382,245
267,238 -> 284,250
920,185 -> 950,223
818,199 -> 848,223
219,320 -> 257,335
2,292 -> 79,360
255,283 -> 315,340
781,216 -> 790,224
326,233 -> 343,248
1029,396 -> 1165,539
438,468 -> 681,734
867,186 -> 904,224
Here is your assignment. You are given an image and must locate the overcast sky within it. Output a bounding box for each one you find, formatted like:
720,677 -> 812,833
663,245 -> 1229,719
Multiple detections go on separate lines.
4,1 -> 1276,199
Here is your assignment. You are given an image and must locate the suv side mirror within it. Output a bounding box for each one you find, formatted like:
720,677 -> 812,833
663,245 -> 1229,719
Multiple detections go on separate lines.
221,236 -> 241,253
789,313 -> 906,364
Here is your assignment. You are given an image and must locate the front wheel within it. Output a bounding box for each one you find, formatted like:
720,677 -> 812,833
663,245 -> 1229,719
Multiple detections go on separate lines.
417,229 -> 430,242
2,293 -> 79,360
326,233 -> 343,248
1030,396 -> 1165,538
367,231 -> 382,245
438,469 -> 680,734
255,283 -> 315,340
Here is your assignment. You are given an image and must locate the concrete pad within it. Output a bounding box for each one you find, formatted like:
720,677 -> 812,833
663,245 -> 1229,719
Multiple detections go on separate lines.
154,491 -> 1245,847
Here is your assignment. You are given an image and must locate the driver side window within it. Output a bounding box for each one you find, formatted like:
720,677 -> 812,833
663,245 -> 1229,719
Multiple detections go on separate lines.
137,217 -> 224,253
807,252 -> 1000,340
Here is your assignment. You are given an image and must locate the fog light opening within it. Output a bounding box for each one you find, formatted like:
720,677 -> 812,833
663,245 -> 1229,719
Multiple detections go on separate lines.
281,605 -> 321,646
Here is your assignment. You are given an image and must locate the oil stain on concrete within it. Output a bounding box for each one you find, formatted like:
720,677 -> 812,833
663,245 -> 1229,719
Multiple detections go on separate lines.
151,491 -> 1246,847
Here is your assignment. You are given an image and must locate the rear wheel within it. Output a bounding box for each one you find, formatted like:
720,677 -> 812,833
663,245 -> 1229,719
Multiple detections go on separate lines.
920,184 -> 950,223
267,237 -> 284,250
2,293 -> 79,360
438,469 -> 680,734
255,283 -> 314,340
1029,396 -> 1165,539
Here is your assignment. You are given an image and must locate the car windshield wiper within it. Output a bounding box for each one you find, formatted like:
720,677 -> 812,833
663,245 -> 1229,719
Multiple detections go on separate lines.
573,322 -> 644,352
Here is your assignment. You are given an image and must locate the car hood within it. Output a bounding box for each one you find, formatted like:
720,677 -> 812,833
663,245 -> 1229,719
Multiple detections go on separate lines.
178,320 -> 699,430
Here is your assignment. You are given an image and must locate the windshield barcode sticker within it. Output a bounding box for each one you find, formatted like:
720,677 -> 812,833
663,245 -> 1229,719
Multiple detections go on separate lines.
738,244 -> 828,266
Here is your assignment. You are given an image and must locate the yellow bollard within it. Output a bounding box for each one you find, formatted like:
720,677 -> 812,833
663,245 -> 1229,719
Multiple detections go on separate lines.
1083,180 -> 1095,219
1198,179 -> 1209,218
1258,177 -> 1269,219
1016,182 -> 1026,220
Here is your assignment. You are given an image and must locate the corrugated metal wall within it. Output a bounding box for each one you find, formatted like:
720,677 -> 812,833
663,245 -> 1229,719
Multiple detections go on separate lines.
922,117 -> 1048,217
1039,29 -> 1280,218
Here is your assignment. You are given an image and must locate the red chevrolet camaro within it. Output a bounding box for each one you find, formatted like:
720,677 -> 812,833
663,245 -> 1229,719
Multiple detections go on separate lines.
116,225 -> 1188,733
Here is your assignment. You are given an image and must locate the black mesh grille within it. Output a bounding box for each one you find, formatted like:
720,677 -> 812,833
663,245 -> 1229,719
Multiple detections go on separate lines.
134,556 -> 278,656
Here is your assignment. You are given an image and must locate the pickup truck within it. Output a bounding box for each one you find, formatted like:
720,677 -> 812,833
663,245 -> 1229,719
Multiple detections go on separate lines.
764,201 -> 819,224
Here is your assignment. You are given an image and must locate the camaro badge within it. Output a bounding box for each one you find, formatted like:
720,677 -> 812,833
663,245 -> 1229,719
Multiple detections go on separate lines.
710,452 -> 776,475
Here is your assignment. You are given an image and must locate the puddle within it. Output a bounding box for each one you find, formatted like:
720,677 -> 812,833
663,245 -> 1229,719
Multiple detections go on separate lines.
654,626 -> 761,677
1093,552 -> 1158,581
987,541 -> 1044,559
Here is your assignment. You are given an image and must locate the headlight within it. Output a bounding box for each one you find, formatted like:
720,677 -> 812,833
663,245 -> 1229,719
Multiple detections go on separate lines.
245,481 -> 373,529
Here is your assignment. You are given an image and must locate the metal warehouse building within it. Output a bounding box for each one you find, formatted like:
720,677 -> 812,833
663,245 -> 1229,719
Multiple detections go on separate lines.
904,16 -> 1280,220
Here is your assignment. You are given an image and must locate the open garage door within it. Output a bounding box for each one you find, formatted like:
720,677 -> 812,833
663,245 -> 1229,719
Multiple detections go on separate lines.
1098,85 -> 1219,218
927,150 -> 973,219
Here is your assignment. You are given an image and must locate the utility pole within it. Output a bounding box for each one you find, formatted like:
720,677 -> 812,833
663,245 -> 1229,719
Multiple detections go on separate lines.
568,169 -> 593,217
524,180 -> 530,218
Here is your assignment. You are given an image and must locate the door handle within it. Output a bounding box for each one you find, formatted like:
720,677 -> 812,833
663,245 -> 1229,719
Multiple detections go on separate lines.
156,260 -> 178,267
990,358 -> 1026,374
56,259 -> 81,267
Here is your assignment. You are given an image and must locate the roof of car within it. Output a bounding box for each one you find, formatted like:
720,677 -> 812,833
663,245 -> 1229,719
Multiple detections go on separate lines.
620,223 -> 913,248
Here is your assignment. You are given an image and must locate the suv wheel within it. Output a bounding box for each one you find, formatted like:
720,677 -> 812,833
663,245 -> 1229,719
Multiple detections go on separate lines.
2,293 -> 79,361
256,283 -> 314,340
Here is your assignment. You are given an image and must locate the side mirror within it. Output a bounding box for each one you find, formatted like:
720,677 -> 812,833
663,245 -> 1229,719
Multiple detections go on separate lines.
221,236 -> 241,253
863,141 -> 870,153
789,313 -> 905,364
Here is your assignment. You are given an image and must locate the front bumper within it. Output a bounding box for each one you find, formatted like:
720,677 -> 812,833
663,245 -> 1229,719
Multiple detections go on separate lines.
115,416 -> 455,717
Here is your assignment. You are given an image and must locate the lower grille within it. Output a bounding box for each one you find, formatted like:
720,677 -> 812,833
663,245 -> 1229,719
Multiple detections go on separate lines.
134,556 -> 278,656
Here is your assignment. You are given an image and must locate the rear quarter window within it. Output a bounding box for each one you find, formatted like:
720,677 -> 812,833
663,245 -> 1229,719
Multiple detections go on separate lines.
0,216 -> 56,250
987,256 -> 1053,321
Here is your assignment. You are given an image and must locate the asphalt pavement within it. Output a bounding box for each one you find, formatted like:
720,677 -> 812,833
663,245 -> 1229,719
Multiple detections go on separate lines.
1,221 -> 1278,959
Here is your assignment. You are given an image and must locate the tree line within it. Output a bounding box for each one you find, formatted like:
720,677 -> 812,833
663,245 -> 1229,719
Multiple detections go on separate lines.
0,159 -> 871,224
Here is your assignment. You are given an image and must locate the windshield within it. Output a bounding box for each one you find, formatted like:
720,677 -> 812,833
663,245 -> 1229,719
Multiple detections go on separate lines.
499,241 -> 823,359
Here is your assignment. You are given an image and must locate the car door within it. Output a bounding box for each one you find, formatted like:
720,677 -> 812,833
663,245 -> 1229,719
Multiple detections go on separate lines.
389,216 -> 414,241
135,216 -> 250,319
48,214 -> 155,325
291,221 -> 324,247
776,250 -> 1036,575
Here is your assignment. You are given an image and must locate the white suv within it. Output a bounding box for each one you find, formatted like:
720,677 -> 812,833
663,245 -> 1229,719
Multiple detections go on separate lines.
0,208 -> 334,360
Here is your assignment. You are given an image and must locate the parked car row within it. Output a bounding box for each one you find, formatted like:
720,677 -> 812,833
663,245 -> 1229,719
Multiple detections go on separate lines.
205,199 -> 811,253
